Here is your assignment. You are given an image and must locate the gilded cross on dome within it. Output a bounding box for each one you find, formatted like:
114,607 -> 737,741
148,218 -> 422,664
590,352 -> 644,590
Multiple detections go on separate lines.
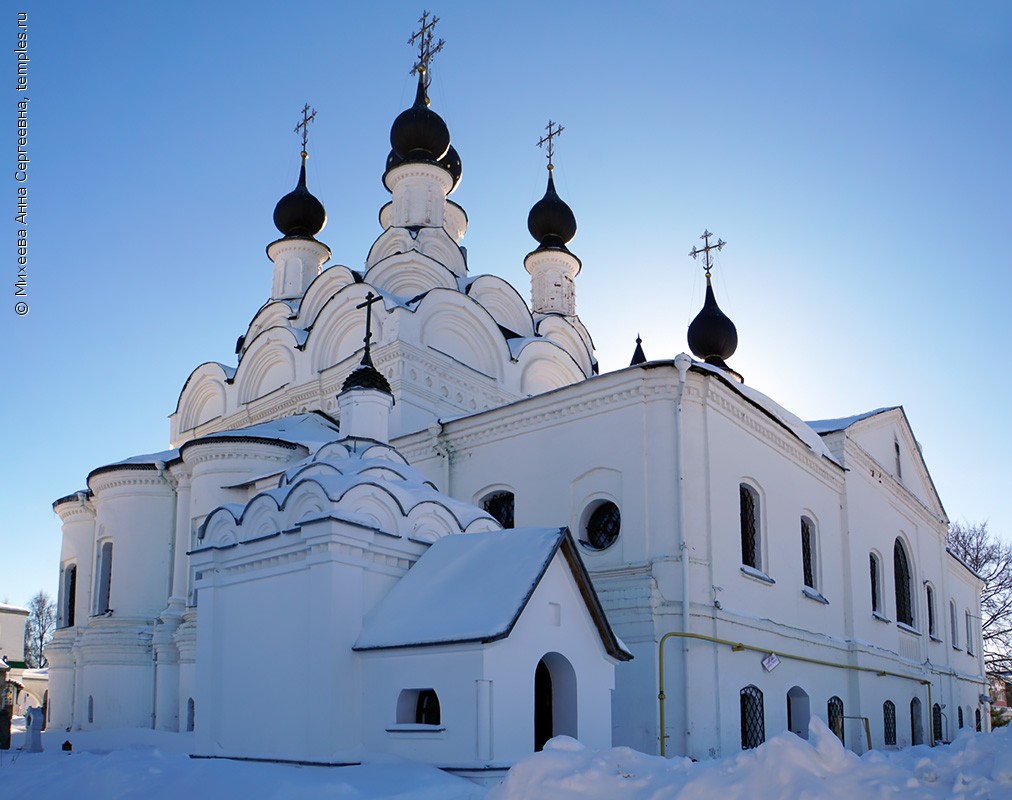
294,103 -> 317,156
689,229 -> 726,279
356,291 -> 384,364
537,120 -> 565,170
408,10 -> 445,85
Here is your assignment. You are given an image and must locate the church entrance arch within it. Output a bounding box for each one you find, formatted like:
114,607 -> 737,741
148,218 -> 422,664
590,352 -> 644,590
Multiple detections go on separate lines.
786,686 -> 810,739
534,652 -> 577,751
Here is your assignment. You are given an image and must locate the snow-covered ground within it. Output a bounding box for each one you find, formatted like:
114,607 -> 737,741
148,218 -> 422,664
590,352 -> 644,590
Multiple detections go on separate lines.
1,716 -> 1010,799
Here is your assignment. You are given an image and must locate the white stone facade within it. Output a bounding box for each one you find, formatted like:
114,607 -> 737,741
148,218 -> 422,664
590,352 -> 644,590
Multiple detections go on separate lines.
46,55 -> 986,766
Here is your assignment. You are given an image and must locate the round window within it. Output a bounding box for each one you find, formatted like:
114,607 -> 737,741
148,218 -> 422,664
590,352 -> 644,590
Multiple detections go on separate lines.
585,501 -> 621,550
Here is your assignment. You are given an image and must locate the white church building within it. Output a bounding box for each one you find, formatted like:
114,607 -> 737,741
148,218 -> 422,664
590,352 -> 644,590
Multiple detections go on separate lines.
46,22 -> 986,770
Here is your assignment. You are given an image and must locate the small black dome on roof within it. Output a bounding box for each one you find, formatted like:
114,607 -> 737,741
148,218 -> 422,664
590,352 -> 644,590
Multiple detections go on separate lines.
273,156 -> 326,237
390,72 -> 450,163
341,361 -> 392,395
527,171 -> 577,250
687,281 -> 738,365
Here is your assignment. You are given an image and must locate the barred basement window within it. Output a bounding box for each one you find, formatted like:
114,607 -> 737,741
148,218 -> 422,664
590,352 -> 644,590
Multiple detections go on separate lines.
932,703 -> 943,743
870,553 -> 882,613
883,700 -> 896,746
827,696 -> 845,744
584,502 -> 621,551
740,685 -> 765,750
481,490 -> 515,529
800,516 -> 815,589
739,485 -> 759,569
893,539 -> 913,626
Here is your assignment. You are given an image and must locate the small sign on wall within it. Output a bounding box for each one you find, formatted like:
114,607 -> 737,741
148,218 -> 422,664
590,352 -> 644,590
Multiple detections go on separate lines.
762,652 -> 781,672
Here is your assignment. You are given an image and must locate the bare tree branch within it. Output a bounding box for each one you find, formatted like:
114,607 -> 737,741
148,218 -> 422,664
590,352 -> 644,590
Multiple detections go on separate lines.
22,591 -> 55,669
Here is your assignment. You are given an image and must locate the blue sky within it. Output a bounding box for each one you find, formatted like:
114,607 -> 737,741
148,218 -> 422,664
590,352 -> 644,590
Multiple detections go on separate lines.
2,1 -> 1010,607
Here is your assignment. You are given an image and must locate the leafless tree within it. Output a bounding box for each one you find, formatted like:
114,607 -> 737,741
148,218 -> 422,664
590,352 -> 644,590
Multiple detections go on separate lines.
947,521 -> 1012,673
22,591 -> 55,668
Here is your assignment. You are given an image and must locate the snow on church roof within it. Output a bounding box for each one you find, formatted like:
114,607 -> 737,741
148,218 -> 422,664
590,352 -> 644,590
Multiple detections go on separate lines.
354,528 -> 631,660
805,406 -> 898,434
191,413 -> 341,455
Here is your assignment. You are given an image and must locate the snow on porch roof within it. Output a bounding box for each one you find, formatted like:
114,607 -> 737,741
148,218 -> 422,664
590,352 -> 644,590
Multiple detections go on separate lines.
354,527 -> 631,661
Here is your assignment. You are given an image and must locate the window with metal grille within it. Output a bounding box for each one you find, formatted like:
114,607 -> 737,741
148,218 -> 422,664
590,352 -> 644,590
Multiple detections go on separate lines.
893,539 -> 913,626
585,501 -> 620,550
926,585 -> 936,637
740,685 -> 765,749
482,490 -> 515,529
932,703 -> 943,743
801,517 -> 815,589
739,485 -> 759,569
870,553 -> 881,613
883,700 -> 897,746
958,706 -> 964,729
976,708 -> 982,732
827,696 -> 845,744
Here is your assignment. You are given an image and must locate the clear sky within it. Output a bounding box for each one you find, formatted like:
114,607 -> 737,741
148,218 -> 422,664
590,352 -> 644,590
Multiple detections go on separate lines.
2,1 -> 1010,607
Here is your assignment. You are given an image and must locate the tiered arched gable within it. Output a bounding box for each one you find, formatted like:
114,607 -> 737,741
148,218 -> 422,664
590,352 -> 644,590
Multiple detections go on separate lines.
465,275 -> 535,338
234,328 -> 301,404
306,285 -> 387,374
515,340 -> 586,396
535,315 -> 595,377
413,289 -> 511,381
365,250 -> 459,299
297,265 -> 359,330
174,362 -> 232,436
240,300 -> 298,358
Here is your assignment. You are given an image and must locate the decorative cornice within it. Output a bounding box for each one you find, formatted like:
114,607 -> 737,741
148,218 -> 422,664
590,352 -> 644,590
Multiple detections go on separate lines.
88,471 -> 174,496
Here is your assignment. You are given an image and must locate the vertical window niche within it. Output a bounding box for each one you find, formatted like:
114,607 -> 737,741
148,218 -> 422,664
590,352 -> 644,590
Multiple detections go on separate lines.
925,584 -> 937,638
893,538 -> 914,627
739,484 -> 760,570
59,563 -> 77,628
800,516 -> 816,590
870,552 -> 884,616
94,541 -> 113,615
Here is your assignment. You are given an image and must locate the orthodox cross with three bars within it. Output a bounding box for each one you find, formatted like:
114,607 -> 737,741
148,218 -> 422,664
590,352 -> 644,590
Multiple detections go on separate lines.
689,229 -> 726,278
408,10 -> 444,83
294,103 -> 317,154
537,120 -> 564,170
356,291 -> 384,363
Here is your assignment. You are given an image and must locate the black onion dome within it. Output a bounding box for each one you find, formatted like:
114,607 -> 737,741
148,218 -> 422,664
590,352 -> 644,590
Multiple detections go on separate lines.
273,157 -> 327,237
341,358 -> 392,394
384,142 -> 461,191
687,281 -> 738,365
390,72 -> 450,163
527,172 -> 577,249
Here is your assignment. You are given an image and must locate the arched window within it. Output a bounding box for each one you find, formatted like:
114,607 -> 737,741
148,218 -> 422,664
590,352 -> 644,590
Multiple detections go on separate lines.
958,706 -> 964,729
932,703 -> 943,743
481,490 -> 515,529
965,611 -> 974,655
950,600 -> 959,648
787,686 -> 810,739
925,585 -> 936,637
396,689 -> 441,726
827,696 -> 844,744
94,541 -> 113,614
739,485 -> 760,569
976,707 -> 982,732
186,698 -> 195,732
869,553 -> 883,614
893,539 -> 913,626
883,700 -> 896,746
910,697 -> 923,745
740,685 -> 765,749
800,516 -> 816,589
583,501 -> 620,551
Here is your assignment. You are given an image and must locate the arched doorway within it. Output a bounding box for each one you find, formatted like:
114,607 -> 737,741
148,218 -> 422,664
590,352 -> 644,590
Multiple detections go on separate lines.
910,697 -> 923,745
787,686 -> 810,739
534,653 -> 577,751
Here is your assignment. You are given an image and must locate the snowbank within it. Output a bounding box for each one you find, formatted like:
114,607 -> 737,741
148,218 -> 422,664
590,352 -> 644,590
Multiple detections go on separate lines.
489,718 -> 1012,800
2,718 -> 1011,799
